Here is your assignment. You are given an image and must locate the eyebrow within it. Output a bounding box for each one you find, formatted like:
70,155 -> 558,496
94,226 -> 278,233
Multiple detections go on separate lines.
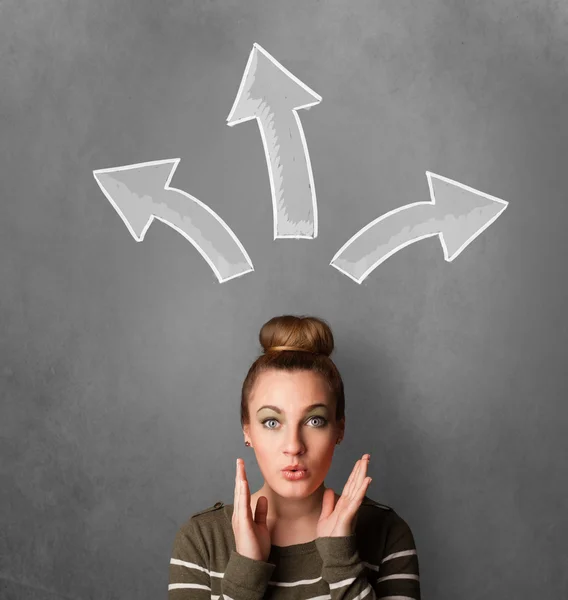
256,403 -> 329,415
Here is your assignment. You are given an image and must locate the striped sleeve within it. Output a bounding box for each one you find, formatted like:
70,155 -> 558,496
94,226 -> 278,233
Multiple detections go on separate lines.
169,518 -> 276,600
375,512 -> 420,599
314,512 -> 420,600
169,520 -> 213,599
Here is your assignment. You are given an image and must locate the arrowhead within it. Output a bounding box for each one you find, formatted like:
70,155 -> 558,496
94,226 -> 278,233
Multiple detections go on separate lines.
93,159 -> 178,240
227,43 -> 321,126
427,172 -> 508,261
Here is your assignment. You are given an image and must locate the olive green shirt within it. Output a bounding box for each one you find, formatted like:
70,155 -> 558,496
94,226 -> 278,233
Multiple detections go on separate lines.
169,495 -> 420,599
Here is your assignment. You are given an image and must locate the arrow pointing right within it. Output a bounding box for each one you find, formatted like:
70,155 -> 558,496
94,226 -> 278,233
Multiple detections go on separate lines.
330,171 -> 509,284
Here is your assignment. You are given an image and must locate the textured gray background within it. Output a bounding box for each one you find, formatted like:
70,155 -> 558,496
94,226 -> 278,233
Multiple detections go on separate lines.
1,1 -> 567,598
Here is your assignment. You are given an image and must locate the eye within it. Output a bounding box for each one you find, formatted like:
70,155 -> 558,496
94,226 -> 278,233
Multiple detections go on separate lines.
261,416 -> 328,430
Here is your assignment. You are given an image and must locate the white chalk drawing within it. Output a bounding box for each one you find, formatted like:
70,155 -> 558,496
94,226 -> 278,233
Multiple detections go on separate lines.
93,46 -> 509,286
330,171 -> 508,284
227,43 -> 322,239
92,159 -> 254,283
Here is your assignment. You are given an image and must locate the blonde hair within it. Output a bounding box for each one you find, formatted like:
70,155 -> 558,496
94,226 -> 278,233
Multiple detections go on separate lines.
240,315 -> 345,428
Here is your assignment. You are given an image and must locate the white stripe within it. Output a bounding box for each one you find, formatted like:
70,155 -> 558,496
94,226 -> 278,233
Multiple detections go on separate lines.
381,549 -> 417,563
222,594 -> 411,600
170,558 -> 225,578
170,555 -> 418,598
170,558 -> 210,573
350,583 -> 372,600
217,591 -> 391,600
311,582 -> 372,600
329,577 -> 357,589
168,583 -> 211,591
270,576 -> 323,586
377,574 -> 420,583
362,560 -> 381,572
209,570 -> 225,578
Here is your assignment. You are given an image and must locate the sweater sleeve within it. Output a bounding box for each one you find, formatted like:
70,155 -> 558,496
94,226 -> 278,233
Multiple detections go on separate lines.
169,518 -> 276,600
314,511 -> 420,600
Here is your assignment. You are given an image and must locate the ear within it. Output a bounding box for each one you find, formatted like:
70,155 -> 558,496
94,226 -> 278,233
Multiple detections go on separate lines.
336,417 -> 345,438
242,424 -> 250,440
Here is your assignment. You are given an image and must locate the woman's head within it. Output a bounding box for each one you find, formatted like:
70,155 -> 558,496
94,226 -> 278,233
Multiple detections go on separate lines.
241,315 -> 345,500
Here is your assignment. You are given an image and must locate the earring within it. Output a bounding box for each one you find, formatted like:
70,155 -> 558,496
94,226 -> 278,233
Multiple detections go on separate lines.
245,441 -> 251,447
336,438 -> 342,445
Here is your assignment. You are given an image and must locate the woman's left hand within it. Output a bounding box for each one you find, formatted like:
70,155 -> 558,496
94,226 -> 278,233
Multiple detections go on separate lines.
316,454 -> 372,538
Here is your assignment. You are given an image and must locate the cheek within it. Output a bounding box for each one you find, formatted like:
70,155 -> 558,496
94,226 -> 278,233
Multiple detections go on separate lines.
322,443 -> 336,462
252,442 -> 267,456
254,445 -> 274,467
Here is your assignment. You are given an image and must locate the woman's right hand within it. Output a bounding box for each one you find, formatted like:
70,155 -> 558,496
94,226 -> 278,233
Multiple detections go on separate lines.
232,458 -> 271,562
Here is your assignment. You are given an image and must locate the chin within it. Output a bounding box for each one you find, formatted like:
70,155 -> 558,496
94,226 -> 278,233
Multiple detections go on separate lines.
275,477 -> 320,494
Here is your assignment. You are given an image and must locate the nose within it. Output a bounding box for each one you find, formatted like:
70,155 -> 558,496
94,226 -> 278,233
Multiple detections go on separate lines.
282,430 -> 306,455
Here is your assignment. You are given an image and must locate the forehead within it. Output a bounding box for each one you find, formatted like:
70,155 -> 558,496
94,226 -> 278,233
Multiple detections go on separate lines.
250,369 -> 330,407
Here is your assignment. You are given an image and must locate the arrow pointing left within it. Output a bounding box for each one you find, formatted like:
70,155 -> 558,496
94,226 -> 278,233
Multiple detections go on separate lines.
92,159 -> 254,283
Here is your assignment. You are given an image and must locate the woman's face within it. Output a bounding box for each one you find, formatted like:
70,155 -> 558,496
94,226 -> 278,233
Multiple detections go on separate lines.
243,369 -> 344,497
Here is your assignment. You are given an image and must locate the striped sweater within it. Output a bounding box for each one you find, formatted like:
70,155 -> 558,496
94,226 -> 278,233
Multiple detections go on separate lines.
169,496 -> 420,600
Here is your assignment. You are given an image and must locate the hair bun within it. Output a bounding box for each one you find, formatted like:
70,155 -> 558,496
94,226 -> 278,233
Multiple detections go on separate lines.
259,315 -> 334,357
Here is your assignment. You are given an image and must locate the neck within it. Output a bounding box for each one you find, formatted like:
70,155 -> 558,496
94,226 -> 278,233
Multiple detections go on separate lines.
253,482 -> 327,524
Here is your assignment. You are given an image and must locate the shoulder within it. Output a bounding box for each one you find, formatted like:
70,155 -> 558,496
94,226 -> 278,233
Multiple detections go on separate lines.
359,496 -> 416,538
191,501 -> 226,518
177,501 -> 227,537
361,495 -> 393,512
356,495 -> 394,534
357,496 -> 418,555
171,502 -> 227,563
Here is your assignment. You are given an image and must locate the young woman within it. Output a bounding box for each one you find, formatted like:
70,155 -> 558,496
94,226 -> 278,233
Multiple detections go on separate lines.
169,315 -> 421,599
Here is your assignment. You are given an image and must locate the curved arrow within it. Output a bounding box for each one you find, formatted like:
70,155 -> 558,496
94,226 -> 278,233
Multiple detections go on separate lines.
92,159 -> 254,284
227,43 -> 322,239
330,171 -> 509,284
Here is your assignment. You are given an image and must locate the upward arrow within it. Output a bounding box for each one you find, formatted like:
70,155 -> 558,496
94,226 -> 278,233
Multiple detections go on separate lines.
93,159 -> 254,284
330,171 -> 509,284
227,43 -> 322,239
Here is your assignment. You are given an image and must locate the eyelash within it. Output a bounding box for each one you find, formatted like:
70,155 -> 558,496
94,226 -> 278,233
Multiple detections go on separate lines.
261,416 -> 328,430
